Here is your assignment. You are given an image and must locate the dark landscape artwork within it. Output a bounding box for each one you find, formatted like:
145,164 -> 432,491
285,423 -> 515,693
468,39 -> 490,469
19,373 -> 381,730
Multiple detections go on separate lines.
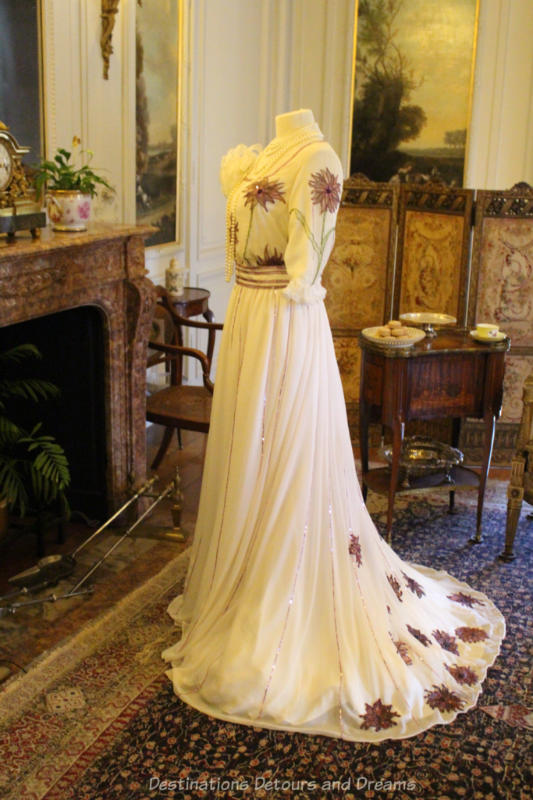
350,0 -> 479,186
136,0 -> 179,247
0,0 -> 42,163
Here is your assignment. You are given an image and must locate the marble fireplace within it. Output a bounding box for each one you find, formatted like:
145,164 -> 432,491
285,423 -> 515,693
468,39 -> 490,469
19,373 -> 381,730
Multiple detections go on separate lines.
0,224 -> 155,518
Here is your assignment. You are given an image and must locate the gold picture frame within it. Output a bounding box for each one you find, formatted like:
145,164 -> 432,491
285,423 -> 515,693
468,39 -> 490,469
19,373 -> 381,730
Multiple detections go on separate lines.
135,0 -> 181,247
349,0 -> 480,186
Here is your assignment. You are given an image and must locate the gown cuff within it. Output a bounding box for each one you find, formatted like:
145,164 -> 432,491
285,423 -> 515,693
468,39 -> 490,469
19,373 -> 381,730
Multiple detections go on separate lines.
282,278 -> 326,304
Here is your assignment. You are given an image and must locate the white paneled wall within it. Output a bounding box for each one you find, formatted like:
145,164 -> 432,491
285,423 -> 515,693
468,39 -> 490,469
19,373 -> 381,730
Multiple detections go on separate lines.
188,0 -> 265,321
42,0 -> 533,320
41,0 -> 133,225
285,0 -> 355,172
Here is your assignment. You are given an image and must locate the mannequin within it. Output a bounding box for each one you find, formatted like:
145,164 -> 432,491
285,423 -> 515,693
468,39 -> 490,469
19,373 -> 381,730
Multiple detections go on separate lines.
275,107 -> 316,136
163,110 -> 504,742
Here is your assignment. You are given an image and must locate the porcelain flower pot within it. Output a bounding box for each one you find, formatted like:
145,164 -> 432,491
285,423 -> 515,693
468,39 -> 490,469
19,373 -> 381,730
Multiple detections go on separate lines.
46,190 -> 92,232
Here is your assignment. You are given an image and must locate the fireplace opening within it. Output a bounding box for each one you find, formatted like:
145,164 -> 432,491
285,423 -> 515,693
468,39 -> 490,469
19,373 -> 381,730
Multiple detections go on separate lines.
0,306 -> 108,520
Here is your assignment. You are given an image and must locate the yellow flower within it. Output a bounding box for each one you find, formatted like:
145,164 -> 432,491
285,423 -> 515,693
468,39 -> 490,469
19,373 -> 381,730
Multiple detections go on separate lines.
72,135 -> 81,148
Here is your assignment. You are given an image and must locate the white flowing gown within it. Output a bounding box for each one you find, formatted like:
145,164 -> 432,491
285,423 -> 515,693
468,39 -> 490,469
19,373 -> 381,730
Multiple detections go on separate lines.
163,125 -> 505,741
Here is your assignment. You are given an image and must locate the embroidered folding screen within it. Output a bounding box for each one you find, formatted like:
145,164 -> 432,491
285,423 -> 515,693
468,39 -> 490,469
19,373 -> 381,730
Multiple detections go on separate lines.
468,185 -> 533,428
325,178 -> 533,462
324,179 -> 397,329
393,185 -> 474,325
323,179 -> 397,432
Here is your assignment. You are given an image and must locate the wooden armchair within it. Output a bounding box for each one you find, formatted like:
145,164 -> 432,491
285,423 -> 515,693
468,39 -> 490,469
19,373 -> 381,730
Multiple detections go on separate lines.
502,371 -> 533,561
146,286 -> 223,470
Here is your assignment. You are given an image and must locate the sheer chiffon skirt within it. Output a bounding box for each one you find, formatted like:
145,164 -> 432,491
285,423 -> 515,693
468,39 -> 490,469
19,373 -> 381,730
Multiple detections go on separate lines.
163,286 -> 505,742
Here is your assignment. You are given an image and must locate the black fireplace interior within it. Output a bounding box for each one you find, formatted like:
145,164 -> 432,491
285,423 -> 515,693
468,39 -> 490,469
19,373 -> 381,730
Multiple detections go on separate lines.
0,306 -> 108,520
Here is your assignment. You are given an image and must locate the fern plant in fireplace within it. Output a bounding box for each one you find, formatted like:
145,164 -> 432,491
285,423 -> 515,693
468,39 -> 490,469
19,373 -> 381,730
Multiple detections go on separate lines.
0,343 -> 71,525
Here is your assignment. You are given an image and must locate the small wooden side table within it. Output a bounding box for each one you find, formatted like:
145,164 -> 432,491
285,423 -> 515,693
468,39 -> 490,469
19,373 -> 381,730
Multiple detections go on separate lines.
168,287 -> 214,323
358,330 -> 509,543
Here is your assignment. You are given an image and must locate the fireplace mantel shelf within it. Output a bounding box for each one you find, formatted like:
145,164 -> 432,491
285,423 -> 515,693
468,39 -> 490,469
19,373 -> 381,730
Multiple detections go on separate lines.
0,224 -> 156,514
0,223 -> 155,260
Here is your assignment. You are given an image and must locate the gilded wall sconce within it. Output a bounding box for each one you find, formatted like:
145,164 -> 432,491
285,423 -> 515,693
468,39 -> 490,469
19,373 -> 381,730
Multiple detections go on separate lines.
101,0 -> 120,80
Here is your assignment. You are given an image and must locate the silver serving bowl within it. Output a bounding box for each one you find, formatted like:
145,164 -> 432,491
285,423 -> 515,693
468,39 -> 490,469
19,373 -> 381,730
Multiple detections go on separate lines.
381,436 -> 464,487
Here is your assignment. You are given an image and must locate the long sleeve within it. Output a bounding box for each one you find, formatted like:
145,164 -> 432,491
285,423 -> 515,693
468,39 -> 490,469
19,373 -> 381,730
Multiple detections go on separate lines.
282,142 -> 343,304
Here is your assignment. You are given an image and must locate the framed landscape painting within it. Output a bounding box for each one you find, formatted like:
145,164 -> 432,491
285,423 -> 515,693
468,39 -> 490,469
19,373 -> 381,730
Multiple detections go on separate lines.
136,0 -> 180,247
350,0 -> 479,186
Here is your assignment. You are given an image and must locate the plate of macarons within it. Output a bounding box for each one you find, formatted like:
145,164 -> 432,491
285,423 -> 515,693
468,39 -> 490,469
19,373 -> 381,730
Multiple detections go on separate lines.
362,319 -> 427,347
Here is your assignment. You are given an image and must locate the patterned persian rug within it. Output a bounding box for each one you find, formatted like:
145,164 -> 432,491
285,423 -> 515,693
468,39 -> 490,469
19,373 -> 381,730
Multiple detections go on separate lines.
0,494 -> 531,800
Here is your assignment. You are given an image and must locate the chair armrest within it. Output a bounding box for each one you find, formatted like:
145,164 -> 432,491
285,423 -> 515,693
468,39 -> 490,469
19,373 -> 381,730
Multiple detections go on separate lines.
151,286 -> 222,382
148,341 -> 214,392
170,315 -> 223,332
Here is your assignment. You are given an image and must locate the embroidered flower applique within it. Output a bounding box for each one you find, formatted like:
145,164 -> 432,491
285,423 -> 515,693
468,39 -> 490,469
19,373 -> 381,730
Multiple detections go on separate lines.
394,640 -> 413,665
309,168 -> 341,214
446,664 -> 478,686
289,166 -> 341,286
254,245 -> 285,266
433,630 -> 459,655
447,592 -> 485,608
424,684 -> 465,712
387,574 -> 403,602
241,179 -> 285,263
244,178 -> 285,211
349,533 -> 362,566
455,626 -> 489,643
360,699 -> 400,731
407,625 -> 431,647
402,571 -> 425,598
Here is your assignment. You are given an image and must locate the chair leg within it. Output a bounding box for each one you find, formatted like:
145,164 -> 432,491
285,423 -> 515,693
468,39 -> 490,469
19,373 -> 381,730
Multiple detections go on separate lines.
151,426 -> 175,470
500,486 -> 523,562
176,428 -> 183,449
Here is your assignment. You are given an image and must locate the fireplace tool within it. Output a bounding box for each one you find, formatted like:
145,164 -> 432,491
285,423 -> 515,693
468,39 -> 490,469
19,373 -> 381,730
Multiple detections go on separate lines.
0,474 -> 179,615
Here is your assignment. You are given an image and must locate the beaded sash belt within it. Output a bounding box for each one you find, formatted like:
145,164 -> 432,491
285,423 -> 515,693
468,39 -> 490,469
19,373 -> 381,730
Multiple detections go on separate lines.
235,263 -> 289,289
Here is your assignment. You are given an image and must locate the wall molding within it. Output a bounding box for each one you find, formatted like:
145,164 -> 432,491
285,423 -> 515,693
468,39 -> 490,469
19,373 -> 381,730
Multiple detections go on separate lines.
120,0 -> 136,224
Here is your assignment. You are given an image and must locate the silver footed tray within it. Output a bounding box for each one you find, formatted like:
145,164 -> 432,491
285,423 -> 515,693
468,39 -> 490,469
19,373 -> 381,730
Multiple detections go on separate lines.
399,312 -> 456,338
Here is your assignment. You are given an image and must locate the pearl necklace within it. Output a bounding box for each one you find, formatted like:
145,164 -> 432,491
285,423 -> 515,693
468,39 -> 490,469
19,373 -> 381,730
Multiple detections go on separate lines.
250,123 -> 323,177
224,125 -> 324,281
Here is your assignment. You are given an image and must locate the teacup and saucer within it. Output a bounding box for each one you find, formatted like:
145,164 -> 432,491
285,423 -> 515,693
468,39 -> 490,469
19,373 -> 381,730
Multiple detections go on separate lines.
469,322 -> 507,343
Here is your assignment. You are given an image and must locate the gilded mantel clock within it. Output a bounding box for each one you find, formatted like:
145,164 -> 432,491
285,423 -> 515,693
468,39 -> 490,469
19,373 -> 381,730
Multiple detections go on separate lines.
0,121 -> 46,239
0,137 -> 15,192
